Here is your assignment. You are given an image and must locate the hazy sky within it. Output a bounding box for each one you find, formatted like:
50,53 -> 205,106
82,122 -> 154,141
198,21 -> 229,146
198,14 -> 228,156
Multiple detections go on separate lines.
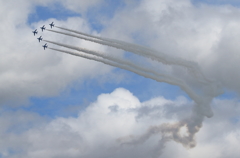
0,0 -> 240,157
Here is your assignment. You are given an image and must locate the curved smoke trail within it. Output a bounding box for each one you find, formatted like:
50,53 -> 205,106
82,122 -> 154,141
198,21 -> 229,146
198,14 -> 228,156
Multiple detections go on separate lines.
44,25 -> 223,157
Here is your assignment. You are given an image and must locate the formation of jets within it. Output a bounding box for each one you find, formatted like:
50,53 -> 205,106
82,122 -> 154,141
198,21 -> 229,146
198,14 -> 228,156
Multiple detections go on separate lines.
32,22 -> 54,50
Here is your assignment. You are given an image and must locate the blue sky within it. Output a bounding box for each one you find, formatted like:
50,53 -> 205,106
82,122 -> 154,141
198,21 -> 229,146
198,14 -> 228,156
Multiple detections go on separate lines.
28,4 -> 80,24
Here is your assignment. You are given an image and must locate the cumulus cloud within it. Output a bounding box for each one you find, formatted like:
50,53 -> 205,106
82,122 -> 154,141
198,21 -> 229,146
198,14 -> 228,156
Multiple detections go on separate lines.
0,88 -> 239,158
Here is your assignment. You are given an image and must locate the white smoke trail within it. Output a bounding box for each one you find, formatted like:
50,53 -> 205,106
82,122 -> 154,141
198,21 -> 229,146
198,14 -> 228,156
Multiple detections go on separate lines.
45,39 -> 179,83
44,26 -> 223,156
48,45 -> 205,152
52,27 -> 208,83
45,39 -> 219,126
48,46 -> 186,94
46,27 -> 223,108
44,39 -> 207,107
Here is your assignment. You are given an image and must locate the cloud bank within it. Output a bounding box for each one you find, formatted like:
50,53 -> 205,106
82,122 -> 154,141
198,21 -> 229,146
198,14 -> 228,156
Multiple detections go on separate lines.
0,88 -> 239,158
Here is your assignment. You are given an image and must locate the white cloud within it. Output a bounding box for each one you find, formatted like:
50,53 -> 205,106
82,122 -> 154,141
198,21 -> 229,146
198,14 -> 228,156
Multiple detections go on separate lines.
0,88 -> 239,157
60,0 -> 104,13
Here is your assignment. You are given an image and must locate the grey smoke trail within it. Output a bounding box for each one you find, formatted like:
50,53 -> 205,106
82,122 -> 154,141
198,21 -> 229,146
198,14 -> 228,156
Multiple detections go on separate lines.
46,29 -> 138,55
44,39 -> 184,83
47,29 -> 223,102
55,25 -> 164,53
45,39 -> 178,83
44,39 -> 206,108
53,27 -> 208,83
48,45 -> 205,151
48,46 -> 187,96
44,40 -> 213,117
55,26 -> 108,42
45,26 -> 223,155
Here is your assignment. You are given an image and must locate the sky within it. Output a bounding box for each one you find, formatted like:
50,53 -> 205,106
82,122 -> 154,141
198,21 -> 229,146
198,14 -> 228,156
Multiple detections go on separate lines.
0,0 -> 240,157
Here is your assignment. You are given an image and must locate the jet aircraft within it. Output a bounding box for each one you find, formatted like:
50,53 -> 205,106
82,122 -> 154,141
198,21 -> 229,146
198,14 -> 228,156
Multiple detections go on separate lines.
42,43 -> 48,50
40,25 -> 46,32
32,29 -> 38,36
49,22 -> 54,28
37,36 -> 43,42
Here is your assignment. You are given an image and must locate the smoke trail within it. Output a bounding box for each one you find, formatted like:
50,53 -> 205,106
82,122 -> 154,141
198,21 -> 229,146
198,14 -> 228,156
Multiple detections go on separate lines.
46,29 -> 139,55
48,46 -> 206,153
52,27 -> 208,83
46,28 -> 223,108
120,107 -> 204,148
45,40 -> 220,119
48,46 -> 187,95
44,39 -> 208,107
45,38 -> 178,83
44,40 -> 184,83
45,26 -> 223,156
54,26 -> 174,59
45,38 -> 219,120
53,27 -> 199,70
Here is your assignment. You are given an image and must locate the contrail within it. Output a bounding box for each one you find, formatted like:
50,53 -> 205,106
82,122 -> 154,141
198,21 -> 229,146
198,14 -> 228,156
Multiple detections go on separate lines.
52,27 -> 208,83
